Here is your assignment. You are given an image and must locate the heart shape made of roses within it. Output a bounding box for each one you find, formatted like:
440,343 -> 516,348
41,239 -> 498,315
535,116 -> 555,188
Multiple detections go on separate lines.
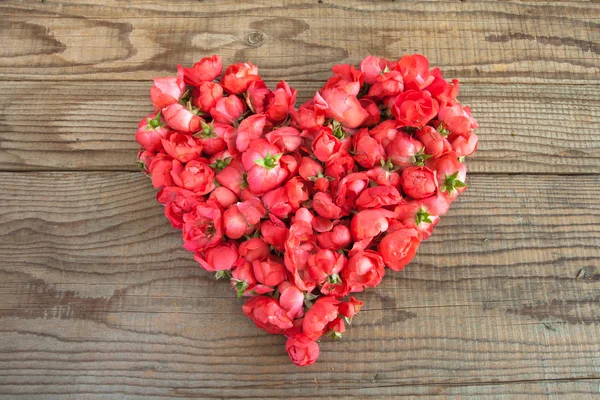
135,54 -> 479,367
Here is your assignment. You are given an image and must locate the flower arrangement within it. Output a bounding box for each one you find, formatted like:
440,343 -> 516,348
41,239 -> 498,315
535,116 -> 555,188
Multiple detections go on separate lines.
136,54 -> 478,366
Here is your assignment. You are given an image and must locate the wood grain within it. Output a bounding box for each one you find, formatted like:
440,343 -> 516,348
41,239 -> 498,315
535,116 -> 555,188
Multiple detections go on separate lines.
1,81 -> 599,173
0,171 -> 599,398
0,0 -> 598,83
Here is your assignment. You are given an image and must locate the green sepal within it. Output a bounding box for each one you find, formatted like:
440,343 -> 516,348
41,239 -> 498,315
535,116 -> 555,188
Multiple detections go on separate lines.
416,207 -> 433,225
441,171 -> 467,193
146,111 -> 163,129
215,270 -> 232,280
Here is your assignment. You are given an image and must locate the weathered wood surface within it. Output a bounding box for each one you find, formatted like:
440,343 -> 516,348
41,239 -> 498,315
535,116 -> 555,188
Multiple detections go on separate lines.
1,0 -> 600,398
1,173 -> 599,399
0,81 -> 599,173
0,0 -> 599,83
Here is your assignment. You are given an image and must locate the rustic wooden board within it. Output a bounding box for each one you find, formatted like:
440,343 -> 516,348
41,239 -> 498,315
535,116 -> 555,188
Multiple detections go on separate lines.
0,0 -> 599,83
1,81 -> 599,173
0,172 -> 598,398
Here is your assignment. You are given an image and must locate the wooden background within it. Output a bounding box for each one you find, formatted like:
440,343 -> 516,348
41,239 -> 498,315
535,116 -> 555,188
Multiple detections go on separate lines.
1,1 -> 599,398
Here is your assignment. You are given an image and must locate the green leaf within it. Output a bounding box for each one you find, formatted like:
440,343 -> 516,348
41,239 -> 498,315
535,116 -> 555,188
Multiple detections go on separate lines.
332,331 -> 343,340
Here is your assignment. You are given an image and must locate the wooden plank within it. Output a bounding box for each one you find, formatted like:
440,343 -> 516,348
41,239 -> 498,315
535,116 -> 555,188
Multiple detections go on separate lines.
0,171 -> 598,398
0,81 -> 599,173
0,0 -> 598,83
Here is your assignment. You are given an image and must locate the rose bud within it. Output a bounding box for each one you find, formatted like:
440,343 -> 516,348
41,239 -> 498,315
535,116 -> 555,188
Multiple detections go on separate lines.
246,80 -> 272,114
180,55 -> 222,86
157,186 -> 203,229
324,153 -> 356,182
352,129 -> 385,169
307,248 -> 346,286
427,153 -> 467,201
262,187 -> 293,220
298,157 -> 323,181
238,238 -> 270,262
449,131 -> 478,157
252,257 -> 287,287
266,81 -> 297,123
291,208 -> 313,227
338,296 -> 364,319
328,63 -> 363,94
415,126 -> 451,159
438,99 -> 479,136
359,98 -> 381,127
317,89 -> 368,129
194,241 -> 239,272
148,154 -> 175,189
378,228 -> 421,271
360,55 -> 388,84
181,201 -> 223,253
366,165 -> 401,187
231,260 -> 257,298
285,177 -> 310,210
261,219 -> 289,251
210,95 -> 246,125
289,99 -> 327,131
286,334 -> 320,367
401,166 -> 438,199
162,103 -> 204,133
369,120 -> 400,147
242,296 -> 293,334
150,66 -> 186,110
278,282 -> 304,320
394,201 -> 440,240
221,62 -> 261,94
215,158 -> 245,196
193,122 -> 229,156
368,70 -> 404,98
265,126 -> 302,152
208,186 -> 238,209
342,250 -> 386,292
137,148 -> 155,173
136,112 -> 171,152
302,296 -> 340,340
284,221 -> 318,291
355,186 -> 402,209
350,208 -> 396,241
311,126 -> 343,162
170,160 -> 215,195
223,198 -> 266,239
245,150 -> 289,196
426,67 -> 460,102
311,216 -> 333,233
396,54 -> 435,91
313,177 -> 329,192
391,89 -> 439,128
161,132 -> 203,163
385,131 -> 424,168
334,172 -> 370,211
236,114 -> 268,152
194,81 -> 223,112
328,317 -> 345,339
312,192 -> 343,220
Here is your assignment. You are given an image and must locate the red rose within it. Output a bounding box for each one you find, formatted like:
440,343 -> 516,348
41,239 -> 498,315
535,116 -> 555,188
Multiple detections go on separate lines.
290,99 -> 326,131
312,192 -> 343,220
150,66 -> 186,110
359,98 -> 381,127
334,172 -> 370,212
180,55 -> 222,86
181,201 -> 223,252
293,207 -> 314,225
366,166 -> 401,187
307,248 -> 346,286
298,157 -> 323,181
243,147 -> 289,196
352,129 -> 386,169
368,70 -> 404,98
149,154 -> 175,189
236,114 -> 268,153
208,186 -> 238,209
378,228 -> 420,271
342,250 -> 385,292
302,296 -> 340,340
161,132 -> 203,163
438,99 -> 479,135
401,166 -> 438,199
246,80 -> 271,114
194,81 -> 223,113
162,103 -> 203,133
210,95 -> 246,125
338,296 -> 364,319
278,282 -> 304,320
324,153 -> 356,182
396,54 -> 434,91
222,198 -> 265,239
231,260 -> 273,298
318,88 -> 368,128
391,89 -> 439,127
261,218 -> 289,251
157,186 -> 203,229
449,131 -> 478,157
360,55 -> 390,84
284,221 -> 318,291
311,127 -> 343,162
355,186 -> 402,209
221,62 -> 261,94
170,159 -> 215,194
317,224 -> 352,250
415,126 -> 451,159
385,131 -> 424,168
394,201 -> 440,240
286,334 -> 319,367
194,241 -> 239,272
238,238 -> 270,262
284,177 -> 309,210
253,257 -> 287,287
136,112 -> 171,152
242,296 -> 293,334
426,67 -> 459,101
261,187 -> 293,219
265,126 -> 302,153
370,120 -> 400,147
266,81 -> 297,123
194,122 -> 230,156
427,153 -> 467,201
350,208 -> 396,241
